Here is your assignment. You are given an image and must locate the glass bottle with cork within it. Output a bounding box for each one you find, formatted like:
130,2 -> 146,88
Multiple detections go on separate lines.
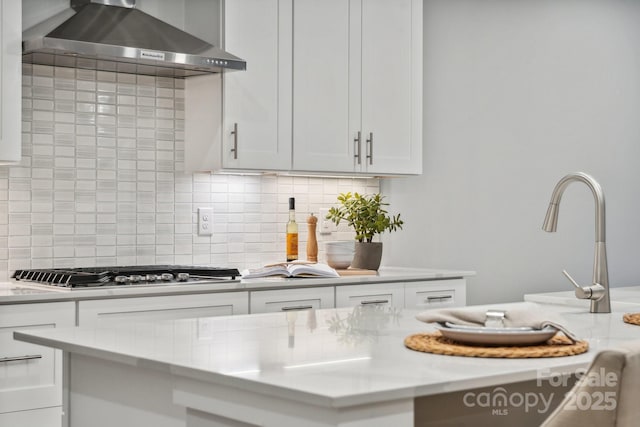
286,197 -> 298,262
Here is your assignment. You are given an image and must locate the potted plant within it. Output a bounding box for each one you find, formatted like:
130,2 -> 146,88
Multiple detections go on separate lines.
325,192 -> 403,270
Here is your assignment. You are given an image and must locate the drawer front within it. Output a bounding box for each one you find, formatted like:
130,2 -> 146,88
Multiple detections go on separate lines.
0,406 -> 63,427
250,287 -> 335,313
0,302 -> 75,414
78,292 -> 249,326
335,284 -> 404,308
404,279 -> 466,309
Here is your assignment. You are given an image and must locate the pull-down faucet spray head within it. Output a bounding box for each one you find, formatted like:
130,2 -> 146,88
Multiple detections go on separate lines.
542,203 -> 559,233
542,172 -> 610,313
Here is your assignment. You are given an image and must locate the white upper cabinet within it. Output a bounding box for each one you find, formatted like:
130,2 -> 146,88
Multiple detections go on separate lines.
359,0 -> 422,175
185,0 -> 421,175
293,0 -> 422,175
0,0 -> 22,164
292,0 -> 353,173
185,0 -> 292,172
221,0 -> 292,171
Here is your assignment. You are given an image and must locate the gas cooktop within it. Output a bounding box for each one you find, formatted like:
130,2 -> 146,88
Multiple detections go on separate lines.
12,265 -> 240,289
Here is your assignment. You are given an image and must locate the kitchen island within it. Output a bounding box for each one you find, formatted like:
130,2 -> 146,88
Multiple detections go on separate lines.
14,301 -> 640,427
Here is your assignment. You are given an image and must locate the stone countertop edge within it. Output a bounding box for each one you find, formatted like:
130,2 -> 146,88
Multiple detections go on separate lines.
0,267 -> 476,305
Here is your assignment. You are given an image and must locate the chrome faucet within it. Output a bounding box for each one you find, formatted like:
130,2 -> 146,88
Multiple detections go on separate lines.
542,172 -> 611,313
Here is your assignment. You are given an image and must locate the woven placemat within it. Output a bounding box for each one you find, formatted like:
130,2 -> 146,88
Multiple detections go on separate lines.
404,332 -> 588,358
623,313 -> 640,326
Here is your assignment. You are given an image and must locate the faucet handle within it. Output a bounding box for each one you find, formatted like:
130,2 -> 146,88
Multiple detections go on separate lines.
562,270 -> 606,300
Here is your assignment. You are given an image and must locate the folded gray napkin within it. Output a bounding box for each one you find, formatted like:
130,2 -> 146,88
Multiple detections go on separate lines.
415,302 -> 579,343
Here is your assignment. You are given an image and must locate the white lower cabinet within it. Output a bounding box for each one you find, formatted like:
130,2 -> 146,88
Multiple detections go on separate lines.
335,283 -> 404,308
0,302 -> 75,426
250,287 -> 335,313
336,279 -> 466,310
404,279 -> 466,309
78,292 -> 249,326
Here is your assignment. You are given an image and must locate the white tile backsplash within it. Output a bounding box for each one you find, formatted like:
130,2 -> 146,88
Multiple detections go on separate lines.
0,64 -> 378,280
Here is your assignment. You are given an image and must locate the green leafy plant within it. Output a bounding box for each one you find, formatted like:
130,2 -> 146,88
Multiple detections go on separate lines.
326,192 -> 403,242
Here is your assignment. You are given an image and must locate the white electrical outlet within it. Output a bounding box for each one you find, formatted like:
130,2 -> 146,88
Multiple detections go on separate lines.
318,208 -> 335,235
198,207 -> 213,236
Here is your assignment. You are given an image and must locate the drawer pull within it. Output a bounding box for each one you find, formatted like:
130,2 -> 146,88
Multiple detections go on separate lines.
0,354 -> 43,363
426,295 -> 453,302
281,305 -> 313,311
360,299 -> 389,305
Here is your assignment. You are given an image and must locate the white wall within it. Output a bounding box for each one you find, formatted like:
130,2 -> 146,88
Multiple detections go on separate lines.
382,0 -> 640,305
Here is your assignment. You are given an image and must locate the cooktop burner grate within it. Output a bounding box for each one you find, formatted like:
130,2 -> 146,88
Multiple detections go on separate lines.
12,265 -> 240,288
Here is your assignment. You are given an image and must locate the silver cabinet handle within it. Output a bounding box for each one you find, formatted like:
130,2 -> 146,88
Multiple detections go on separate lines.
230,123 -> 238,159
360,299 -> 389,305
0,354 -> 43,363
281,305 -> 313,311
366,132 -> 373,165
354,131 -> 362,165
426,295 -> 453,302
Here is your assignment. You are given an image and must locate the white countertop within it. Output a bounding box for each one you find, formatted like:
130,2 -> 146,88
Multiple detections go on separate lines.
14,301 -> 640,409
0,267 -> 475,304
525,286 -> 640,310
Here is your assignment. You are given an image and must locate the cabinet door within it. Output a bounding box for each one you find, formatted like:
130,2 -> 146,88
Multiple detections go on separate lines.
222,0 -> 292,170
78,292 -> 249,326
360,0 -> 422,174
404,279 -> 466,309
292,0 -> 355,173
0,0 -> 21,163
250,287 -> 334,313
0,302 -> 75,414
335,283 -> 404,308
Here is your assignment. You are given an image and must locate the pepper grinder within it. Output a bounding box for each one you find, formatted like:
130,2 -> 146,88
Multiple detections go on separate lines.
307,213 -> 318,262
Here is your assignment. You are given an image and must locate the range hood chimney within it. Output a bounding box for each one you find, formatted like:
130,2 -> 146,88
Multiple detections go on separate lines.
23,0 -> 246,77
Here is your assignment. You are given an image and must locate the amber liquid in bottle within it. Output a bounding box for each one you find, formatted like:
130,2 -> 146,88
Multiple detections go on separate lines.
286,197 -> 298,262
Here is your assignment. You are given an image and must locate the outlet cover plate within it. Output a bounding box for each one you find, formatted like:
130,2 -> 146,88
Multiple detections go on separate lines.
198,207 -> 213,236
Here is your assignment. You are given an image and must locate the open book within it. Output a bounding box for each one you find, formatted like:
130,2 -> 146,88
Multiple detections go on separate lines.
241,262 -> 339,279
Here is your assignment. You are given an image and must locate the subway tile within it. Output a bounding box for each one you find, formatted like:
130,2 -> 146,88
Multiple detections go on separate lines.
117,73 -> 136,84
76,80 -> 96,91
97,82 -> 117,92
117,84 -> 136,95
55,112 -> 75,123
55,100 -> 76,112
136,75 -> 155,86
33,76 -> 54,87
76,92 -> 96,103
137,96 -> 155,106
32,246 -> 53,258
55,89 -> 75,100
33,99 -> 54,110
55,78 -> 75,90
97,93 -> 116,104
76,69 -> 96,81
54,133 -> 75,146
97,104 -> 116,114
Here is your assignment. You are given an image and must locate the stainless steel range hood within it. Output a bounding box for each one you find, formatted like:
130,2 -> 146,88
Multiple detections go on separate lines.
23,0 -> 246,77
